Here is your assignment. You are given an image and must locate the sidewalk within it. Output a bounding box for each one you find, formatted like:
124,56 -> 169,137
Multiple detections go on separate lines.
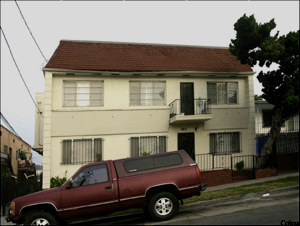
206,171 -> 299,192
1,172 -> 298,225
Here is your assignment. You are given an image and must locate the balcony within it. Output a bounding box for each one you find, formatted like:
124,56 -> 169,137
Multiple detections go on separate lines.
256,121 -> 299,134
169,99 -> 212,124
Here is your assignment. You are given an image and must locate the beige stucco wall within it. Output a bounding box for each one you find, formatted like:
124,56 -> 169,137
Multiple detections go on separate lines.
33,93 -> 44,151
1,125 -> 32,175
39,71 -> 256,188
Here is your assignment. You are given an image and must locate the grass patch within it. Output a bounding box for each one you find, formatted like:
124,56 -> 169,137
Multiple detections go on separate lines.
183,176 -> 299,205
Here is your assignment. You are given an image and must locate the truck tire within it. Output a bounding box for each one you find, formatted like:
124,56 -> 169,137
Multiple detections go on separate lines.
148,192 -> 179,221
23,211 -> 58,225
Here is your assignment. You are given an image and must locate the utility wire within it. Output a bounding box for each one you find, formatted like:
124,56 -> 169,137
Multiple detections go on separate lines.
0,112 -> 21,138
0,26 -> 44,118
14,0 -> 48,64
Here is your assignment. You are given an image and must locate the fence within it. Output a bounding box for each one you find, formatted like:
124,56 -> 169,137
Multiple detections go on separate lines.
256,132 -> 299,154
195,153 -> 231,171
1,174 -> 42,215
195,151 -> 299,181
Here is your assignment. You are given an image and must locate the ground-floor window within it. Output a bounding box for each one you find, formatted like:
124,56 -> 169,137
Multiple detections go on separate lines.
209,132 -> 241,154
130,136 -> 167,157
61,138 -> 103,165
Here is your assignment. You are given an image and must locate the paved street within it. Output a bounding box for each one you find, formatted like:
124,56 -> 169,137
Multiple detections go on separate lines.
78,186 -> 299,225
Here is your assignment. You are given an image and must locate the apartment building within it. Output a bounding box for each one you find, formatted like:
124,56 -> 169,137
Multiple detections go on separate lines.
33,40 -> 256,189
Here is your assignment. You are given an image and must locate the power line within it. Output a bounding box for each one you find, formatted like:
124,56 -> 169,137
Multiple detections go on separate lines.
0,26 -> 44,118
0,112 -> 21,138
14,0 -> 48,64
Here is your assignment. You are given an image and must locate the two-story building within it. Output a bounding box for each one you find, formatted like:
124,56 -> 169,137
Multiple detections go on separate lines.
1,123 -> 32,176
34,40 -> 256,189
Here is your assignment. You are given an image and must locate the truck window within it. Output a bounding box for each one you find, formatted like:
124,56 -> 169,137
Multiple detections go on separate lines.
153,154 -> 183,168
72,164 -> 109,187
123,153 -> 183,173
123,158 -> 154,173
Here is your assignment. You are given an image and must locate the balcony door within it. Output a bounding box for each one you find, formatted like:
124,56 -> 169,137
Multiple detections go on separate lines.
180,83 -> 194,115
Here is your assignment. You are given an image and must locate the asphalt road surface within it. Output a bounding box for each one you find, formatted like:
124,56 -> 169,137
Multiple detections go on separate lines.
73,186 -> 299,225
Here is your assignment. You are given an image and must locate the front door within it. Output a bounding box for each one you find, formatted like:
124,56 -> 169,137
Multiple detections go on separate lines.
180,83 -> 194,115
178,133 -> 195,160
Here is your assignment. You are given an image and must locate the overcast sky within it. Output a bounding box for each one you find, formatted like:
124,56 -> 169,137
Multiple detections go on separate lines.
1,1 -> 299,165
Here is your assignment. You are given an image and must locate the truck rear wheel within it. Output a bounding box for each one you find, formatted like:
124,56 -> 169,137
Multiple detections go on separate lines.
23,211 -> 58,225
148,192 -> 179,221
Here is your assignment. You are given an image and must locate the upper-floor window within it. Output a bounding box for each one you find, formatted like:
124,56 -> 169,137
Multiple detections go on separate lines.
64,81 -> 103,107
262,109 -> 272,127
207,82 -> 238,104
262,109 -> 285,128
130,81 -> 165,106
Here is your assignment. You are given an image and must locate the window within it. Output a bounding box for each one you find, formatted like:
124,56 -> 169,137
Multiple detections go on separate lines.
72,164 -> 109,187
130,136 -> 167,157
4,145 -> 8,154
262,109 -> 285,128
207,82 -> 238,104
61,138 -> 103,165
64,81 -> 103,107
210,132 -> 241,154
262,110 -> 272,127
130,81 -> 165,106
123,153 -> 183,173
9,148 -> 12,159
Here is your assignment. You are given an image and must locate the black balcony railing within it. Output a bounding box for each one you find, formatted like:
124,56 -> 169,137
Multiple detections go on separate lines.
169,99 -> 211,118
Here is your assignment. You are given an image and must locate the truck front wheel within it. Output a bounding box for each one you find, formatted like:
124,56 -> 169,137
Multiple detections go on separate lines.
23,211 -> 58,225
148,192 -> 179,221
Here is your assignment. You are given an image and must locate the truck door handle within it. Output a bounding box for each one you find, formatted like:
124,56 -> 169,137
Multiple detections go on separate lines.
105,186 -> 112,190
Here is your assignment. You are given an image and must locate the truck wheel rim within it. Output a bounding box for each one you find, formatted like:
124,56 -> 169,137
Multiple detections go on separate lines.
31,218 -> 50,225
155,197 -> 173,216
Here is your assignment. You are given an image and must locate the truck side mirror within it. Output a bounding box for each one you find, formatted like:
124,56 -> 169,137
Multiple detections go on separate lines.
66,178 -> 73,189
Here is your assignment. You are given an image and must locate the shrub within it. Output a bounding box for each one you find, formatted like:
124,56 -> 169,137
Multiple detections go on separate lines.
235,160 -> 245,171
50,176 -> 67,188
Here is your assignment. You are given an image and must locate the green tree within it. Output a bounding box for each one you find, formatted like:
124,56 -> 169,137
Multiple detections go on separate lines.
230,14 -> 299,161
254,94 -> 263,101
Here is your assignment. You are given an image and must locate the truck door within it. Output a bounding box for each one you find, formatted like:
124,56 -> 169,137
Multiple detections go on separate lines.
61,163 -> 117,218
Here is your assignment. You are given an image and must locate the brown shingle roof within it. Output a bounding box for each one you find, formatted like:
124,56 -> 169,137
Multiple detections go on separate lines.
45,40 -> 252,72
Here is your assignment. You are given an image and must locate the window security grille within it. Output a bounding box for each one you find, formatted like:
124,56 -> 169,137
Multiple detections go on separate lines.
64,81 -> 103,107
209,132 -> 241,154
130,82 -> 165,106
62,138 -> 103,165
207,82 -> 238,104
130,136 -> 167,157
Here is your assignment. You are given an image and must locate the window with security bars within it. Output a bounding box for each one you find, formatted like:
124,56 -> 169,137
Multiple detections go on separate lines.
64,81 -> 103,107
209,132 -> 241,154
130,136 -> 167,157
62,138 -> 103,165
130,82 -> 165,106
207,82 -> 238,104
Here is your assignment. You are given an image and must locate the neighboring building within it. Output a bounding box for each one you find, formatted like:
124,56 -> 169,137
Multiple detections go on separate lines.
255,100 -> 299,155
34,40 -> 256,189
255,100 -> 299,135
1,124 -> 32,175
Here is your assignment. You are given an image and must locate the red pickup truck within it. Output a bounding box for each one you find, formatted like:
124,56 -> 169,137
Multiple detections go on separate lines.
6,150 -> 206,225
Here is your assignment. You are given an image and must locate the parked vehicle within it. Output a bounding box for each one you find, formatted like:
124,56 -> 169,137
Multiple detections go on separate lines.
6,150 -> 206,225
